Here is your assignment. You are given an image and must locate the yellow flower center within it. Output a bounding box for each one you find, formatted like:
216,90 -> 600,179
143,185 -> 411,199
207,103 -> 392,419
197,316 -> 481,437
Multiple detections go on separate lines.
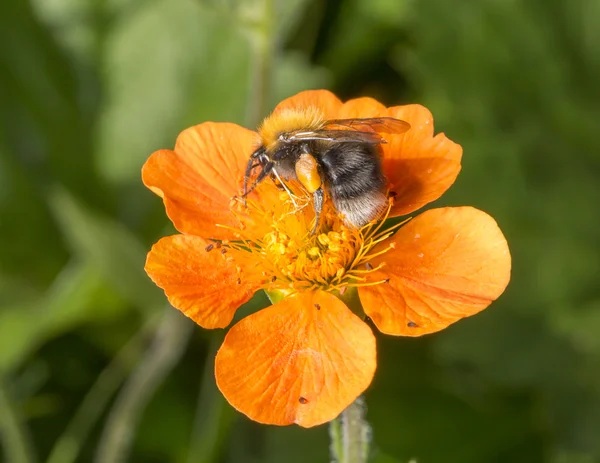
219,183 -> 403,294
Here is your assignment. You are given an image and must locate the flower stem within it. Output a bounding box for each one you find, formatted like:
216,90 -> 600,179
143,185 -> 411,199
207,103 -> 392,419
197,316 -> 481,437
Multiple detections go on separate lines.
244,0 -> 275,128
329,396 -> 371,463
47,315 -> 160,463
94,308 -> 192,463
186,332 -> 235,463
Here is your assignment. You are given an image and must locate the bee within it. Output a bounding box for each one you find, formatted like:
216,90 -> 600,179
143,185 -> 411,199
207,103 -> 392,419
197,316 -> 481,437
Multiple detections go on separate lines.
242,107 -> 410,233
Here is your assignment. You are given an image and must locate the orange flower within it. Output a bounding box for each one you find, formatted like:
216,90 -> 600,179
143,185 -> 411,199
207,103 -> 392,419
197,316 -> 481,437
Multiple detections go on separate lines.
143,90 -> 511,428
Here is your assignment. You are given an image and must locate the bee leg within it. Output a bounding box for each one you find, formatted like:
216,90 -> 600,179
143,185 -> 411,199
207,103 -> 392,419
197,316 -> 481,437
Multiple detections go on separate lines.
242,161 -> 274,199
311,187 -> 324,235
269,173 -> 286,191
271,168 -> 299,208
243,148 -> 268,204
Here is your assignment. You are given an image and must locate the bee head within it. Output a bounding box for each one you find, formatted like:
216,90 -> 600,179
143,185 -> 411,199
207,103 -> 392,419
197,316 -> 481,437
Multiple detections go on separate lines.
242,147 -> 273,200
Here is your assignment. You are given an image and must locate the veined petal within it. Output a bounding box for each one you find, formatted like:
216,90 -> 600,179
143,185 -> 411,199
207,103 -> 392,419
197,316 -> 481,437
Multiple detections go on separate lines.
145,235 -> 257,329
382,105 -> 462,216
215,291 -> 376,427
359,207 -> 511,336
272,90 -> 343,119
142,122 -> 258,240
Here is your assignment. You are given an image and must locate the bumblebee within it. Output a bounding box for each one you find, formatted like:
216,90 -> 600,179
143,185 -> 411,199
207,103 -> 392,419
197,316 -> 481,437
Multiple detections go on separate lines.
243,107 -> 410,232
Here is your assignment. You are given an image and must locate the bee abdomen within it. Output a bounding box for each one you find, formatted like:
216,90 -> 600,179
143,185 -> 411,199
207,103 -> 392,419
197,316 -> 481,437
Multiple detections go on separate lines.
333,191 -> 388,227
319,142 -> 387,228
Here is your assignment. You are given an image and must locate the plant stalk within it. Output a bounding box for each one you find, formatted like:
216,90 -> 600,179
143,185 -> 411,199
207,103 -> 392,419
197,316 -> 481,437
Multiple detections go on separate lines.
0,379 -> 35,463
329,396 -> 371,463
94,308 -> 192,463
244,0 -> 276,128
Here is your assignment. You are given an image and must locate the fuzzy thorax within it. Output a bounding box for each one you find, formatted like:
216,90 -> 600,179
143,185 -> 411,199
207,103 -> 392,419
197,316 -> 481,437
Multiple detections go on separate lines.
258,107 -> 325,151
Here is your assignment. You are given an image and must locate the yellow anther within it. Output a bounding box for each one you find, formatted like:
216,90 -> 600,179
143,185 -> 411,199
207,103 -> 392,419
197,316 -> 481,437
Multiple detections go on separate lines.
328,232 -> 341,241
307,247 -> 320,257
318,234 -> 330,245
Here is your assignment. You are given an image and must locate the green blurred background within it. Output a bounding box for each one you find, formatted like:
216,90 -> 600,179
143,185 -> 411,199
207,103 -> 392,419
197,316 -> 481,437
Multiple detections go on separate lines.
1,0 -> 600,462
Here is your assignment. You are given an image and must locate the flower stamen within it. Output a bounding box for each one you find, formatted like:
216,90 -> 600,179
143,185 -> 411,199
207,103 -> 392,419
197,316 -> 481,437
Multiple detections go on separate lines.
218,183 -> 401,295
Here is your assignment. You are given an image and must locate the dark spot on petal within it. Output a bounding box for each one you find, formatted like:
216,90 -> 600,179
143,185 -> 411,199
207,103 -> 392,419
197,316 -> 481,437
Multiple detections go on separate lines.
384,278 -> 390,284
205,244 -> 214,252
271,275 -> 277,282
314,304 -> 321,310
216,242 -> 222,249
221,248 -> 227,254
389,191 -> 397,197
407,321 -> 418,328
236,278 -> 242,285
366,263 -> 373,270
299,397 -> 308,404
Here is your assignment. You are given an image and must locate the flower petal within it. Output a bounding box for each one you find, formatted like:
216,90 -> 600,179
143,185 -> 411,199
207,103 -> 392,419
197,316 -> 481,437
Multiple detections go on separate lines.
145,235 -> 257,329
272,90 -> 342,119
215,291 -> 376,427
359,207 -> 511,336
382,105 -> 462,216
142,122 -> 258,240
337,96 -> 387,119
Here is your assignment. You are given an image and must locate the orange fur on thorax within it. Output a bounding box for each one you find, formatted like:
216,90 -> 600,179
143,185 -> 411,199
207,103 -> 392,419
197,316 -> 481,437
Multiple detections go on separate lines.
258,107 -> 325,151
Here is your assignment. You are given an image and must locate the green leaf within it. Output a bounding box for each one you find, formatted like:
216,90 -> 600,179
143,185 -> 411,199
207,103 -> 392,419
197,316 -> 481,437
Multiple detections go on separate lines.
97,0 -> 253,183
0,261 -> 120,372
48,187 -> 161,312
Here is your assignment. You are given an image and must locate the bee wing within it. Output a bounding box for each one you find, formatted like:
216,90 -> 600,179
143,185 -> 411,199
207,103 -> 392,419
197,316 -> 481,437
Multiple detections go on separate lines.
324,117 -> 411,135
285,130 -> 387,144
